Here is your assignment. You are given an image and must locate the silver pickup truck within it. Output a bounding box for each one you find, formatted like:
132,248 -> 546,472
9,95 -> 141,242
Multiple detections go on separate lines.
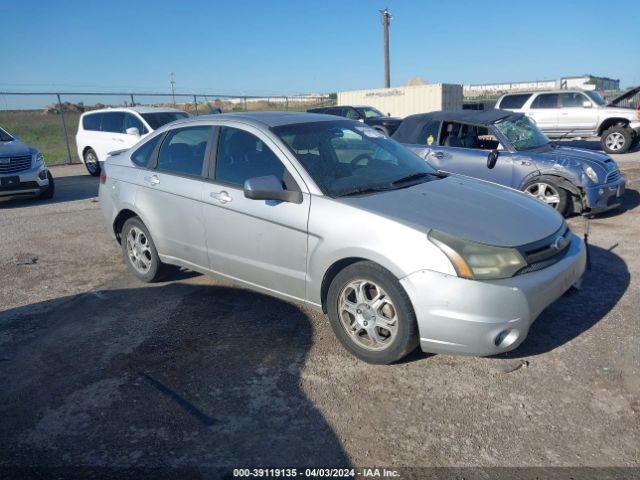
496,89 -> 640,154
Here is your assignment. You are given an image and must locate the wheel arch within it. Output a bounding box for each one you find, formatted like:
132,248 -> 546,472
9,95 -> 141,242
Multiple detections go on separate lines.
113,208 -> 140,244
522,173 -> 581,197
320,257 -> 369,313
598,118 -> 631,136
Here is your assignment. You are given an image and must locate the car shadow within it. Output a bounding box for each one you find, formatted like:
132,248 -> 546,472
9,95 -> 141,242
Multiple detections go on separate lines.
0,174 -> 98,209
0,283 -> 349,474
495,244 -> 629,359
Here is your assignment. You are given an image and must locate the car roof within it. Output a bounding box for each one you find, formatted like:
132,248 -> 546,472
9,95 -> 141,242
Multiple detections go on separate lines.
392,109 -> 521,143
162,111 -> 342,129
501,90 -> 589,97
83,106 -> 187,115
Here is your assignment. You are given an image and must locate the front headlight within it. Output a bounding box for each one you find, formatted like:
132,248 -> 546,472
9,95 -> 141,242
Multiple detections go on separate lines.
583,165 -> 599,183
429,230 -> 527,280
33,152 -> 45,166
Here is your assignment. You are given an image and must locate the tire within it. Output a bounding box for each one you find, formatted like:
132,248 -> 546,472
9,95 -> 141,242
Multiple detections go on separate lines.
601,126 -> 632,154
523,177 -> 569,216
38,171 -> 55,200
121,217 -> 162,282
326,261 -> 419,364
83,148 -> 101,176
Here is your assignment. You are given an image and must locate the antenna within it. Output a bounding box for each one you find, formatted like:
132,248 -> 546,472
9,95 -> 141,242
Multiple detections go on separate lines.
170,72 -> 176,106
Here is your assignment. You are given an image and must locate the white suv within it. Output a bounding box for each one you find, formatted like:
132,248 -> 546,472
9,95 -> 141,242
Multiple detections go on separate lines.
496,90 -> 640,154
75,107 -> 189,176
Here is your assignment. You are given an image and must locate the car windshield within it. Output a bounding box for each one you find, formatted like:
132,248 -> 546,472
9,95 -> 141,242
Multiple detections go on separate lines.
494,116 -> 550,151
140,111 -> 190,130
273,120 -> 437,198
585,91 -> 607,106
357,107 -> 385,118
0,128 -> 14,142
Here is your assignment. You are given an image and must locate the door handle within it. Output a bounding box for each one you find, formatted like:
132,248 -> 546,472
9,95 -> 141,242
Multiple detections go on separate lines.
143,174 -> 160,186
520,161 -> 532,166
210,190 -> 232,204
431,151 -> 445,159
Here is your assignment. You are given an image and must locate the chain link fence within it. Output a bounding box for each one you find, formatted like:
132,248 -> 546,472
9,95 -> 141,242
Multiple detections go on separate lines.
0,92 -> 335,165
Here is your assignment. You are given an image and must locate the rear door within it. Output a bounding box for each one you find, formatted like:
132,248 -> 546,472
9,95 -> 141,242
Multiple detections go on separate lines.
527,93 -> 560,134
134,125 -> 213,269
201,124 -> 309,300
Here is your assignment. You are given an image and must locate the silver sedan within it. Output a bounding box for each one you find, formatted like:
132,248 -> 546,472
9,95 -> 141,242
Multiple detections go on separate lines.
99,112 -> 586,364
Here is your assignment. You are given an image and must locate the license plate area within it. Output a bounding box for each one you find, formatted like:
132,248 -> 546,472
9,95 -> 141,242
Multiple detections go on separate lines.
0,176 -> 20,187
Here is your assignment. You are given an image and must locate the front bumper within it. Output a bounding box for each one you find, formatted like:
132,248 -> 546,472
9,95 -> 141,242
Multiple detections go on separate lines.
0,164 -> 49,197
583,177 -> 626,213
629,120 -> 640,134
400,233 -> 586,356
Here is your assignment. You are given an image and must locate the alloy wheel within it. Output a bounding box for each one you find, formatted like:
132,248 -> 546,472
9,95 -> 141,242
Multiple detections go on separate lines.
126,226 -> 153,274
605,132 -> 626,152
525,182 -> 561,209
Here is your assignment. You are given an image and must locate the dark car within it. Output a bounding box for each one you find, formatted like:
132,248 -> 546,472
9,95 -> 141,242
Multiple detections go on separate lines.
307,105 -> 401,136
392,110 -> 626,216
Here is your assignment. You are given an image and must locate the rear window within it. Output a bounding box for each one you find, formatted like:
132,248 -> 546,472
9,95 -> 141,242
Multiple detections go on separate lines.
140,111 -> 189,130
101,112 -> 125,133
82,113 -> 102,131
498,94 -> 532,109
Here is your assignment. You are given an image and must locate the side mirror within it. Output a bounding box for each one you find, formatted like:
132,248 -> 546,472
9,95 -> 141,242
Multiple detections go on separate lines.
487,150 -> 499,169
244,175 -> 302,204
582,101 -> 592,108
125,127 -> 140,136
387,112 -> 391,117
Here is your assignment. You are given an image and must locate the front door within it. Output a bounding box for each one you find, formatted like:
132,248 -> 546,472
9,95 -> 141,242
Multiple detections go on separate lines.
202,125 -> 309,301
558,92 -> 599,134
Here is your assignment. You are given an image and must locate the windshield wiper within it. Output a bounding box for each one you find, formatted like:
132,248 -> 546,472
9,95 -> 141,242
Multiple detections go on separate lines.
391,172 -> 436,186
337,184 -> 395,197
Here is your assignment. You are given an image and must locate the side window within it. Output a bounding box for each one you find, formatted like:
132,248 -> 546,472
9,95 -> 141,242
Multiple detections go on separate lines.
439,122 -> 463,147
100,112 -> 125,133
82,113 -> 101,131
157,126 -> 211,177
344,108 -> 361,120
531,94 -> 559,109
131,134 -> 162,168
499,94 -> 532,109
215,127 -> 285,187
123,113 -> 148,134
560,92 -> 587,108
417,121 -> 441,145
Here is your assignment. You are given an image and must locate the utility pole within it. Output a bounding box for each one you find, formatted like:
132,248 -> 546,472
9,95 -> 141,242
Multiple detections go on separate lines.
170,72 -> 176,106
380,7 -> 392,88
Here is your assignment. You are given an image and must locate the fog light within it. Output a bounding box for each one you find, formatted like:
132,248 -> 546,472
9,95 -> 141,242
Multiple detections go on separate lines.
494,329 -> 519,348
598,188 -> 604,196
494,330 -> 510,347
38,169 -> 48,180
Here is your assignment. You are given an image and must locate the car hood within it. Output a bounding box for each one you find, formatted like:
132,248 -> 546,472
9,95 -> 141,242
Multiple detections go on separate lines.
337,175 -> 564,247
0,138 -> 33,157
533,145 -> 617,172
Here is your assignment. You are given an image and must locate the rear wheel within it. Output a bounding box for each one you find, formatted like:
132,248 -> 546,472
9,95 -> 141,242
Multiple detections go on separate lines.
84,148 -> 101,176
601,126 -> 632,154
326,261 -> 419,364
121,217 -> 162,282
523,178 -> 569,216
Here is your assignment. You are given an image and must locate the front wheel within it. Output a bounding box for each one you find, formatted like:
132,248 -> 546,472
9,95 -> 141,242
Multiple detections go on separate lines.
84,148 -> 101,176
601,126 -> 632,154
121,217 -> 162,282
523,178 -> 569,216
38,171 -> 55,200
326,261 -> 419,364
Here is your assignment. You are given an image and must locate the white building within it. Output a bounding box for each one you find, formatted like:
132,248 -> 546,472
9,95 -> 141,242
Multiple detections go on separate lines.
464,75 -> 620,98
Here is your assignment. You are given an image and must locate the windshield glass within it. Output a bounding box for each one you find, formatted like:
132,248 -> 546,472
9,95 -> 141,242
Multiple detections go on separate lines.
0,128 -> 14,142
585,91 -> 607,106
357,107 -> 385,118
273,120 -> 437,198
141,111 -> 189,130
494,116 -> 550,151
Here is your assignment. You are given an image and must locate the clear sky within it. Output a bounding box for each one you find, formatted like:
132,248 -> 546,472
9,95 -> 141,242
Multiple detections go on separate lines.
1,0 -> 639,99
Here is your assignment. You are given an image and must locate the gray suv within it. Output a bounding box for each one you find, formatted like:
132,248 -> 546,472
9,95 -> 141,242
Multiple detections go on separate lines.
99,112 -> 586,364
496,90 -> 640,154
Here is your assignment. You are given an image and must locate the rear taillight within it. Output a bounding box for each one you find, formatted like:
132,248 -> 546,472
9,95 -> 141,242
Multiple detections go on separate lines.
99,168 -> 107,184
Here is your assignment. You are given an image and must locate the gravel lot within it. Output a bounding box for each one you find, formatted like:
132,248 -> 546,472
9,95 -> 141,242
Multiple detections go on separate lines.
1,143 -> 639,476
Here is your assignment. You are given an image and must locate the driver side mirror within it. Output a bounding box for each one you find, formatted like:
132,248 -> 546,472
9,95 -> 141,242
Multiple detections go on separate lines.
244,175 -> 303,204
125,127 -> 140,136
487,150 -> 499,169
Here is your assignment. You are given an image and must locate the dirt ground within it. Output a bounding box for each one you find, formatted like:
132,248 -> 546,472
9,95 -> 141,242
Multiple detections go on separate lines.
1,143 -> 639,478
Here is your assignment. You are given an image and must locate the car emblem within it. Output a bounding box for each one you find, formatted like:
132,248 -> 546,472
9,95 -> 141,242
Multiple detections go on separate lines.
0,158 -> 10,164
552,236 -> 568,251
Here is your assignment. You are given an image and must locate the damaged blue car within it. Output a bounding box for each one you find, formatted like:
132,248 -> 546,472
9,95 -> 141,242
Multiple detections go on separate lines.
392,110 -> 626,216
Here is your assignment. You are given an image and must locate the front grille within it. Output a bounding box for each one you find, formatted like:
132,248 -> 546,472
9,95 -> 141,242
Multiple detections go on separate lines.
606,169 -> 621,183
515,225 -> 571,276
0,155 -> 32,174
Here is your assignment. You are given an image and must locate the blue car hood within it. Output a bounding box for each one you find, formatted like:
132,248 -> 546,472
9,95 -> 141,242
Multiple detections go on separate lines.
0,138 -> 33,157
532,145 -> 617,172
338,175 -> 564,247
